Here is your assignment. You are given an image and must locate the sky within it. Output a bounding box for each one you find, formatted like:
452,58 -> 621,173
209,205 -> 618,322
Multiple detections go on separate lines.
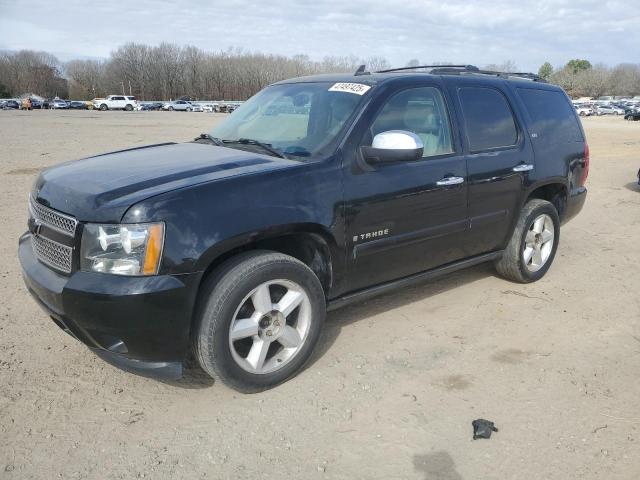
1,0 -> 638,72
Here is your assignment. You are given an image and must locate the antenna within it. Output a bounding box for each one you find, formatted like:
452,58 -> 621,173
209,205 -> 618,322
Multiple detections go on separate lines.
354,65 -> 369,76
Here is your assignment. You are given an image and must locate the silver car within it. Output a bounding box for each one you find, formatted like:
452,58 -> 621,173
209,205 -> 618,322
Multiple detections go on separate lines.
50,99 -> 69,109
163,100 -> 193,111
596,105 -> 625,115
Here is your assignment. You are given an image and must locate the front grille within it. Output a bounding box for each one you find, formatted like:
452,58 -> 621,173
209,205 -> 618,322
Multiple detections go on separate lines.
31,234 -> 73,273
29,195 -> 77,236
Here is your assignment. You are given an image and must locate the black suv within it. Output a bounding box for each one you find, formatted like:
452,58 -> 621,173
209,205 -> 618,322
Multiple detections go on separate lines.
19,65 -> 588,391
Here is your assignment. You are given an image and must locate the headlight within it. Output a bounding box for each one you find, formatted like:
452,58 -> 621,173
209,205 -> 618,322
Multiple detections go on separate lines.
80,223 -> 164,276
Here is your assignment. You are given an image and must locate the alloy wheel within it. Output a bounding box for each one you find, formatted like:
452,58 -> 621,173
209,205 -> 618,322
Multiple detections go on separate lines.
523,214 -> 555,272
228,279 -> 312,374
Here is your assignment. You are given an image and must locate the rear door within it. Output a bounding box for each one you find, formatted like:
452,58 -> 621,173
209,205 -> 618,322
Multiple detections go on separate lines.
448,80 -> 535,256
112,96 -> 125,109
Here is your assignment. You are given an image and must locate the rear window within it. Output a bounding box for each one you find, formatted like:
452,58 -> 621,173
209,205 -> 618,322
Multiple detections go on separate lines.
517,88 -> 583,143
459,87 -> 518,152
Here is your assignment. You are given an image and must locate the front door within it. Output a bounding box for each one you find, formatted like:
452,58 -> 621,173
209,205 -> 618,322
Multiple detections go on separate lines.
342,83 -> 469,292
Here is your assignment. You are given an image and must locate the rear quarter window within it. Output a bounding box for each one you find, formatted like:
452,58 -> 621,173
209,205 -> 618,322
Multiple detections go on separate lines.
516,88 -> 583,144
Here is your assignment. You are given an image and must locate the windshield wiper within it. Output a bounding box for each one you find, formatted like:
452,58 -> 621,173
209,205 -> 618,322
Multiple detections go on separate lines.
223,138 -> 287,159
194,133 -> 224,146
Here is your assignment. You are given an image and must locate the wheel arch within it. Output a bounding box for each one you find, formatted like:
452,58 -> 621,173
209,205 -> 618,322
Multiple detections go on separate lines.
523,179 -> 568,221
194,224 -> 338,301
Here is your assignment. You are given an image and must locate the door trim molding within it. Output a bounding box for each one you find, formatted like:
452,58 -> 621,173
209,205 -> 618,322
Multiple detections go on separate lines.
353,218 -> 468,259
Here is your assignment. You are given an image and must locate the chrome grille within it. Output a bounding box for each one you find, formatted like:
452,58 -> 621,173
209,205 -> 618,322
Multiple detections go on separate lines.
29,195 -> 77,236
31,234 -> 73,273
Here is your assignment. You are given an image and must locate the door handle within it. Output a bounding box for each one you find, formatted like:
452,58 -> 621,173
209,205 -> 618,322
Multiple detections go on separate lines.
512,163 -> 534,172
436,176 -> 465,186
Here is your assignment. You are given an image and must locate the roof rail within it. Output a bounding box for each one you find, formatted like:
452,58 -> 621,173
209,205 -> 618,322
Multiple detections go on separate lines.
465,69 -> 547,83
377,64 -> 479,73
375,64 -> 547,83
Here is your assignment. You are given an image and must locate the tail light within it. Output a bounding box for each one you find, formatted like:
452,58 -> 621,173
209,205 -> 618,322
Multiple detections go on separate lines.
580,143 -> 590,186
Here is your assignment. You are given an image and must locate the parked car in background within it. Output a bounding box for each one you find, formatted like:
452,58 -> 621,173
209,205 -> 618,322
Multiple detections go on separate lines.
50,99 -> 69,109
575,105 -> 594,116
202,103 -> 218,112
625,107 -> 640,121
163,100 -> 193,111
30,98 -> 43,109
191,103 -> 204,112
94,95 -> 137,111
2,100 -> 19,109
596,105 -> 625,115
68,101 -> 88,110
140,102 -> 164,111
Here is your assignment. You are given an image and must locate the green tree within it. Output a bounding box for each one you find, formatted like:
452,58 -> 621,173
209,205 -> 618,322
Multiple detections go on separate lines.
566,59 -> 592,74
538,62 -> 553,80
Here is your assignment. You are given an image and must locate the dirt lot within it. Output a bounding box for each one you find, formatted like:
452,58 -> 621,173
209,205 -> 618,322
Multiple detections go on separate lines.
1,111 -> 639,479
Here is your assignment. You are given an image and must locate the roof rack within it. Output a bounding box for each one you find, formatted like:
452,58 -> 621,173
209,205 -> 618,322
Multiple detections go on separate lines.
375,64 -> 547,83
377,65 -> 479,73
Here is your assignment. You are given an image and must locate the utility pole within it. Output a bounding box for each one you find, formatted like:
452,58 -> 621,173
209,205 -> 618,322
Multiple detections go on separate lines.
121,81 -> 125,95
128,80 -> 132,96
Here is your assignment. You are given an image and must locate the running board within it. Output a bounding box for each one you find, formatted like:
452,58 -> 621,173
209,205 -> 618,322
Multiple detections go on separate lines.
327,251 -> 503,311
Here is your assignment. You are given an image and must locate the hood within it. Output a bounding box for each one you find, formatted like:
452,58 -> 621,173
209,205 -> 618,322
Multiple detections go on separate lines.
33,142 -> 298,222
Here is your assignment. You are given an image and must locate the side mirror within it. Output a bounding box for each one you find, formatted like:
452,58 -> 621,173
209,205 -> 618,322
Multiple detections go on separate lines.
360,130 -> 424,165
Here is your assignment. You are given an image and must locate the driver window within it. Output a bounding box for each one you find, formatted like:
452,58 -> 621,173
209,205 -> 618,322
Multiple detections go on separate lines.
367,87 -> 454,157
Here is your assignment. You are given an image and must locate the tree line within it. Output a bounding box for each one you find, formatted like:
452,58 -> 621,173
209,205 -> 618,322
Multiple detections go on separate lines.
537,59 -> 640,98
1,44 -> 639,100
0,44 -> 389,100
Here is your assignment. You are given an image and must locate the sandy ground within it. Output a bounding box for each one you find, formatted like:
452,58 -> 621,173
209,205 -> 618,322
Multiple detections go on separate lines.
1,110 -> 639,480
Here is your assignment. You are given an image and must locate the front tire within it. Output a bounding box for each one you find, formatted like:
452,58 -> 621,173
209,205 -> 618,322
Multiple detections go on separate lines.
124,104 -> 133,111
194,251 -> 326,392
100,104 -> 108,111
495,199 -> 560,283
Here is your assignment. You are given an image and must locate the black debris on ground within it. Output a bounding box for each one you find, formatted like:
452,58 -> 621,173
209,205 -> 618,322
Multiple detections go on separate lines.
472,419 -> 498,440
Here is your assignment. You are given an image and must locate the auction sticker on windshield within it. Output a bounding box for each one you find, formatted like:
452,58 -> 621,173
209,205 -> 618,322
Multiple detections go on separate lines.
328,83 -> 371,95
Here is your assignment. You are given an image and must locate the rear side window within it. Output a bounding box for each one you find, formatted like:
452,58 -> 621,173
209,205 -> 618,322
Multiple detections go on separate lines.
459,87 -> 518,152
517,88 -> 583,144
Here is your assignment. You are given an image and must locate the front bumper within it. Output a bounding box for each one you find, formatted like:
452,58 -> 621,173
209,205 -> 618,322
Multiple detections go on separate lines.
19,233 -> 202,378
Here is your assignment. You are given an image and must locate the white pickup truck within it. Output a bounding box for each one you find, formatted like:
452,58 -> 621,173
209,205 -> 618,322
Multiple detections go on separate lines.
93,95 -> 137,111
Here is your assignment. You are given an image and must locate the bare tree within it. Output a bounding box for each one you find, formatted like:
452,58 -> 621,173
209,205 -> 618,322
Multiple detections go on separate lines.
5,44 -> 638,102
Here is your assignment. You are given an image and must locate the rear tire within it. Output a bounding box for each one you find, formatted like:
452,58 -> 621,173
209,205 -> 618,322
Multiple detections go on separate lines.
495,199 -> 560,283
194,251 -> 326,392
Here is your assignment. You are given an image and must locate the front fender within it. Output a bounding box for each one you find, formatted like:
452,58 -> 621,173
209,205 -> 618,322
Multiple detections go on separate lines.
121,159 -> 345,277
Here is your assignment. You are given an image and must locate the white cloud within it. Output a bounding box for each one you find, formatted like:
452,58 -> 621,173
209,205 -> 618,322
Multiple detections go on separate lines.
0,0 -> 638,70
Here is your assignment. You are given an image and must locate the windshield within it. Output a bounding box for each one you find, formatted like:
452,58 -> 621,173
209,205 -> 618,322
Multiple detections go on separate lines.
210,82 -> 368,159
